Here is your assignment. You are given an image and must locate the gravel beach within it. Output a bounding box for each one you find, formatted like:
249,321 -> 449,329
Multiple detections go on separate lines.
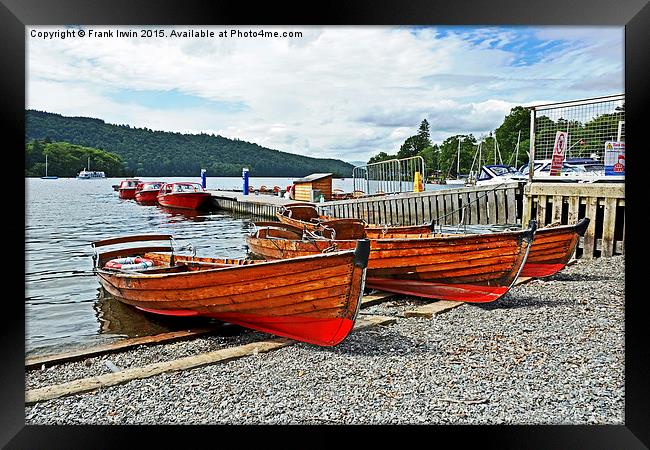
25,254 -> 625,425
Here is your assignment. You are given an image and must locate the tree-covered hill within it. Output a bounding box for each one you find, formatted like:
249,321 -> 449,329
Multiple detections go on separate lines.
25,110 -> 354,177
25,140 -> 126,178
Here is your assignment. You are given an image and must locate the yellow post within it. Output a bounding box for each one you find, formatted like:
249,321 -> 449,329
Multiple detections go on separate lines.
413,171 -> 424,193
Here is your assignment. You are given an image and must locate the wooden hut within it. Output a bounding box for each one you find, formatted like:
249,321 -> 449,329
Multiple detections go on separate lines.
293,173 -> 333,202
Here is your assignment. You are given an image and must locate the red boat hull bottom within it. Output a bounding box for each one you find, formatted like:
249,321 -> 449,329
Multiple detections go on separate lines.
135,306 -> 354,347
158,193 -> 210,210
520,263 -> 566,278
119,189 -> 137,199
135,191 -> 159,204
365,277 -> 509,303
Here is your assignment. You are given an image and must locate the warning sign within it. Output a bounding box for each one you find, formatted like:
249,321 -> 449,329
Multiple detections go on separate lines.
604,141 -> 625,176
549,131 -> 568,176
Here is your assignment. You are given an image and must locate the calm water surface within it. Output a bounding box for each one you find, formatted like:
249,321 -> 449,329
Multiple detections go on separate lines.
25,176 -> 452,356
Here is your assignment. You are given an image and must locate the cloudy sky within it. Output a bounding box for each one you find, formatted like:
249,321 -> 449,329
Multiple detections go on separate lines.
26,25 -> 624,163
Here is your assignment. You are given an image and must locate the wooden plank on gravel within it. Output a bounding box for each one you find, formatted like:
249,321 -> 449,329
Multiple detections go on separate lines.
403,300 -> 464,319
26,291 -> 397,370
360,291 -> 396,307
513,276 -> 532,286
25,315 -> 396,405
25,327 -> 221,370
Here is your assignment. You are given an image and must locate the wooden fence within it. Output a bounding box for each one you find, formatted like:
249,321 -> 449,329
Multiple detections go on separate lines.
317,182 -> 523,226
521,182 -> 625,259
209,195 -> 280,218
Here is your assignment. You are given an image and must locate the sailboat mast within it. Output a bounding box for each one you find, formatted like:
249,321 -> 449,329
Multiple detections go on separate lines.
514,130 -> 521,168
45,153 -> 48,177
457,137 -> 461,179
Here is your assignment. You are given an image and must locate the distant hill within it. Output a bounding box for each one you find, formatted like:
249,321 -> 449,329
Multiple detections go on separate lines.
348,161 -> 367,167
25,110 -> 355,177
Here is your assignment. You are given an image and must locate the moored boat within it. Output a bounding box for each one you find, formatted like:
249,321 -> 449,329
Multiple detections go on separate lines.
92,234 -> 371,347
247,221 -> 536,303
157,182 -> 211,210
77,157 -> 106,179
135,181 -> 164,204
41,153 -> 58,179
276,204 -> 588,278
518,218 -> 589,277
118,178 -> 143,199
368,218 -> 590,278
470,164 -> 527,186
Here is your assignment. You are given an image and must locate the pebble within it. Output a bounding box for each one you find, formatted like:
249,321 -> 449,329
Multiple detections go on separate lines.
25,255 -> 625,425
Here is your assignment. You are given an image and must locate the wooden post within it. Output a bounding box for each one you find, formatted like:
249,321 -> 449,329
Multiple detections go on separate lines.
582,196 -> 598,259
536,195 -> 547,226
506,187 -> 517,224
487,190 -> 497,224
552,195 -> 563,224
601,197 -> 617,257
469,191 -> 479,225
496,189 -> 507,224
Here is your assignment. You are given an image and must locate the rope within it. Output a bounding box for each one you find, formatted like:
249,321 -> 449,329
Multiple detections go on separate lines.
428,182 -> 511,232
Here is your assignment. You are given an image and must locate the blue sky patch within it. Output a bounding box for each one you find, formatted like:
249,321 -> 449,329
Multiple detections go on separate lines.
107,88 -> 249,112
432,25 -> 573,67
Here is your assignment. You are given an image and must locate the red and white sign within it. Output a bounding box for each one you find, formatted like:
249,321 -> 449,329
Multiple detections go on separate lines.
549,131 -> 568,176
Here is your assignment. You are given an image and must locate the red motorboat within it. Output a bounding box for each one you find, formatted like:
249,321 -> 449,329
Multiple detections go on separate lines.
157,182 -> 211,210
135,181 -> 164,205
118,179 -> 142,199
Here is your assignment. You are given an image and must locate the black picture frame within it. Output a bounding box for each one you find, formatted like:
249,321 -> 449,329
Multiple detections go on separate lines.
5,0 -> 648,447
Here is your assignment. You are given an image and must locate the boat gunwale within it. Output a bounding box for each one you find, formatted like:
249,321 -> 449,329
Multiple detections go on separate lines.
260,227 -> 534,244
95,247 -> 358,280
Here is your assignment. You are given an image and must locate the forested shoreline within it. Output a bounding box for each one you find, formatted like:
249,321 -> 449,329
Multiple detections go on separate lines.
25,110 -> 354,178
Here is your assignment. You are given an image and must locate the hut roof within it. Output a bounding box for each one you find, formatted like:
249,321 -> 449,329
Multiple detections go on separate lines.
293,173 -> 333,183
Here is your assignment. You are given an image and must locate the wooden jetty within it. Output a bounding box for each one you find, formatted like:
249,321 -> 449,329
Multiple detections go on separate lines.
209,181 -> 625,260
208,190 -> 293,219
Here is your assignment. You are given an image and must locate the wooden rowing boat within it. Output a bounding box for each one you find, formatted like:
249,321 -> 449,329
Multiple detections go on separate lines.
276,203 -> 588,278
518,218 -> 589,277
92,234 -> 370,347
247,221 -> 536,303
364,218 -> 590,278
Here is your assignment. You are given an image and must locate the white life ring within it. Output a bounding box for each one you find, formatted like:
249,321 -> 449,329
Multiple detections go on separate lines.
104,256 -> 154,271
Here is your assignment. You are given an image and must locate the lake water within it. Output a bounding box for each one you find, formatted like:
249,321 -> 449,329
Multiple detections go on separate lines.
25,176 -> 454,356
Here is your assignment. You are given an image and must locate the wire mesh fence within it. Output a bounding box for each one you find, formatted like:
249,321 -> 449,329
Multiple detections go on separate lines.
352,156 -> 426,195
531,94 -> 625,162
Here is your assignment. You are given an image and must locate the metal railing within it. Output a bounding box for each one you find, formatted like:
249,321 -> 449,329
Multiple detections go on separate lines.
528,94 -> 625,179
352,156 -> 426,195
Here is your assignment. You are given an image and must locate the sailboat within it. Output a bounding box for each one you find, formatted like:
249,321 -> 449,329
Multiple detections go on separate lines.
77,156 -> 106,179
41,153 -> 58,179
467,132 -> 526,186
445,137 -> 467,185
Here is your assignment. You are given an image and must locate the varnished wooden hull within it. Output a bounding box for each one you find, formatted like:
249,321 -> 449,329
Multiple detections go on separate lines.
365,219 -> 590,278
520,218 -> 589,277
247,227 -> 535,303
277,204 -> 588,279
95,243 -> 370,346
277,212 -> 322,231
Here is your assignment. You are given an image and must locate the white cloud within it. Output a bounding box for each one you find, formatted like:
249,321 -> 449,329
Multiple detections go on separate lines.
26,25 -> 623,163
